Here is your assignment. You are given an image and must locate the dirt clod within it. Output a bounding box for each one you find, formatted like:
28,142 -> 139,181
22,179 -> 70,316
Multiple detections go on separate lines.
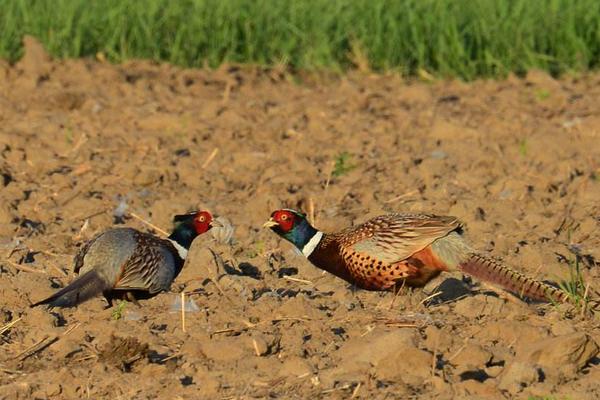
517,333 -> 599,380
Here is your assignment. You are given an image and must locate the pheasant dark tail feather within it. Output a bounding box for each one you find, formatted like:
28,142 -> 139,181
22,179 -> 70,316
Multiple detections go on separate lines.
459,253 -> 570,303
30,270 -> 108,308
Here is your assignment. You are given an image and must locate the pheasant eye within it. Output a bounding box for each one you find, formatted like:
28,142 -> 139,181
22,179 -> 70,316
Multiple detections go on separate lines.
281,214 -> 288,221
198,215 -> 205,222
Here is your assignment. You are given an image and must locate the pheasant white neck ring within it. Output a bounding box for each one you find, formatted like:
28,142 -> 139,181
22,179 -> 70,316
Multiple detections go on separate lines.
168,239 -> 189,260
302,231 -> 323,257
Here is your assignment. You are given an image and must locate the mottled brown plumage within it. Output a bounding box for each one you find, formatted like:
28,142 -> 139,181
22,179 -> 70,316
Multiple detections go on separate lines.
264,209 -> 569,303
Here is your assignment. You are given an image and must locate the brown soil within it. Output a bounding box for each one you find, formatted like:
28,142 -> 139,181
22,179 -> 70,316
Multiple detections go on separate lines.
1,39 -> 600,399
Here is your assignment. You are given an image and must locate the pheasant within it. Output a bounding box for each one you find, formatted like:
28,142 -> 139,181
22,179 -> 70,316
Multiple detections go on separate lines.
263,209 -> 569,303
31,210 -> 217,308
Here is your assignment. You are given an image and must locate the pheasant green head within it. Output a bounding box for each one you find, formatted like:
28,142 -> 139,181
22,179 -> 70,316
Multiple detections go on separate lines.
169,210 -> 216,250
264,209 -> 322,257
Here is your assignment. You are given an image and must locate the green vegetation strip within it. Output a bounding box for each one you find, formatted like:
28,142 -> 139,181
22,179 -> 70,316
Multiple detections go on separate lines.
2,0 -> 600,79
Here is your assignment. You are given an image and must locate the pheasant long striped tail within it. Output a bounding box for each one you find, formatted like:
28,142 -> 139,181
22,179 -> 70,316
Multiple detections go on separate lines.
458,253 -> 570,304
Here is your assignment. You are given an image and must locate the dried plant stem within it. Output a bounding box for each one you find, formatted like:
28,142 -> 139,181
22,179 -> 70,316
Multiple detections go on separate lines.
582,283 -> 590,317
283,276 -> 314,285
160,352 -> 181,363
388,280 -> 406,309
384,189 -> 419,203
323,161 -> 334,192
129,212 -> 168,236
201,148 -> 219,169
181,291 -> 186,332
420,291 -> 442,305
11,335 -> 58,361
0,318 -> 22,336
5,260 -> 46,274
307,197 -> 316,225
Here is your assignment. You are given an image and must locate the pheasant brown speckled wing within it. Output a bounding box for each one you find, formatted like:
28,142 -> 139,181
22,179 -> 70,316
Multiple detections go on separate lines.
347,213 -> 462,263
324,213 -> 462,290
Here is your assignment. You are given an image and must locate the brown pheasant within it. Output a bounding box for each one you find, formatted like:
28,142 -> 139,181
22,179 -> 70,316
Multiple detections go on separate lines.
263,208 -> 569,303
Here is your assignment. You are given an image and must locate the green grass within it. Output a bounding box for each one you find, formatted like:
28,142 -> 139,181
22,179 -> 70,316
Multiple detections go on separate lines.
111,301 -> 127,320
2,0 -> 600,79
332,152 -> 356,177
557,255 -> 592,313
518,138 -> 528,157
535,88 -> 552,101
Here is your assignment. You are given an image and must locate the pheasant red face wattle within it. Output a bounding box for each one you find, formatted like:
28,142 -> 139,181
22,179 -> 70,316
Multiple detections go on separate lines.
193,210 -> 214,234
270,209 -> 296,233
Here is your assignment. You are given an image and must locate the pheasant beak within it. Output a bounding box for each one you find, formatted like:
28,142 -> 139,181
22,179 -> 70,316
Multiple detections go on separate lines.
262,218 -> 278,229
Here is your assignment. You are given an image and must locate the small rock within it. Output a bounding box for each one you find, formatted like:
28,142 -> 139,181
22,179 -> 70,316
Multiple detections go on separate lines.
133,168 -> 162,186
498,361 -> 540,393
376,347 -> 432,386
520,333 -> 598,380
251,334 -> 270,356
194,372 -> 220,397
276,295 -> 326,321
479,320 -> 549,347
179,337 -> 209,363
498,189 -> 513,200
278,356 -> 313,377
180,245 -> 221,283
430,375 -> 449,392
201,337 -> 246,362
318,367 -> 369,392
449,343 -> 492,374
453,296 -> 486,319
423,325 -> 453,353
430,150 -> 448,159
455,379 -> 502,397
140,363 -> 164,377
46,383 -> 62,397
336,328 -> 417,367
0,203 -> 15,226
484,365 -> 504,378
525,69 -> 561,90
31,390 -> 47,399
549,320 -> 577,336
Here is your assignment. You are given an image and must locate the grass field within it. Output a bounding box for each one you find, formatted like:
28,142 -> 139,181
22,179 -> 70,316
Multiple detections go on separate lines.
2,0 -> 600,79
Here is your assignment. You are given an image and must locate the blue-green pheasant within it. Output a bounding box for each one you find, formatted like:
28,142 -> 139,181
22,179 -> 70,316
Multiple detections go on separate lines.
264,209 -> 569,303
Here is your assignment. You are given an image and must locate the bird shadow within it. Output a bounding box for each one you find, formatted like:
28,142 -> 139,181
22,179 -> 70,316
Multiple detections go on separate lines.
208,247 -> 262,280
423,277 -> 473,305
